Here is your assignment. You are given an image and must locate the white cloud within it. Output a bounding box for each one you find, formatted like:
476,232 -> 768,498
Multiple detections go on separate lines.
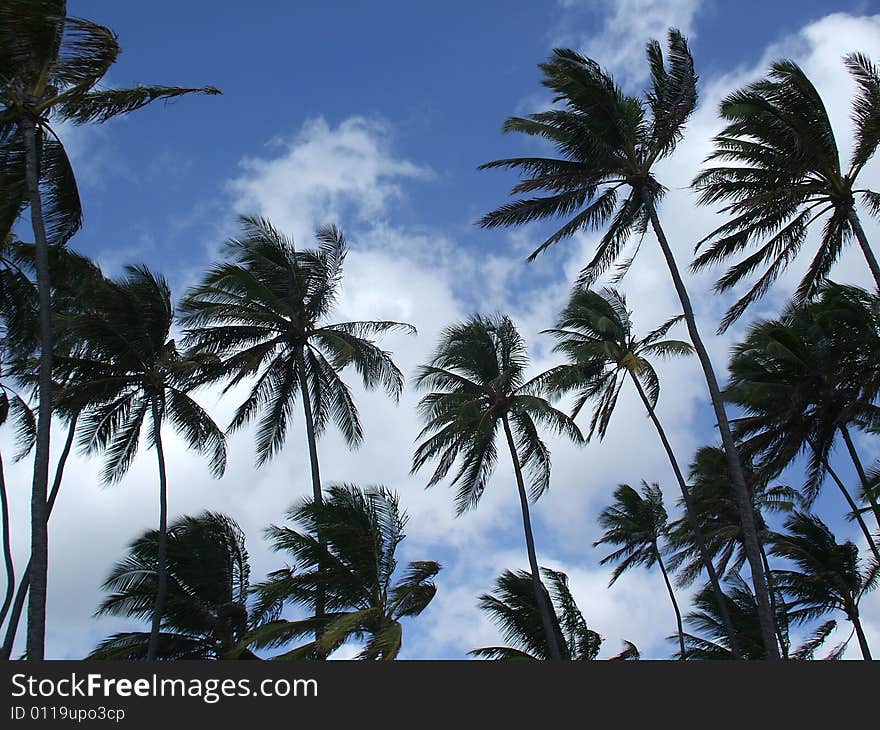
228,117 -> 432,243
551,0 -> 703,86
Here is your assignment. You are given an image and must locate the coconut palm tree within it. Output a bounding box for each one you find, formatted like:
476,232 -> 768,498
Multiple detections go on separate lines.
0,241 -> 106,658
0,0 -> 219,658
725,284 -> 880,562
55,265 -> 226,660
180,215 -> 412,487
542,286 -> 739,652
692,54 -> 880,331
470,567 -> 602,660
245,484 -> 440,660
180,216 -> 413,640
478,29 -> 779,656
667,446 -> 797,656
88,512 -> 259,660
770,511 -> 877,660
678,572 -> 841,660
412,314 -> 583,660
594,481 -> 687,658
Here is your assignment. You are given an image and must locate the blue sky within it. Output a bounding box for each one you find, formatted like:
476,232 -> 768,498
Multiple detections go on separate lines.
5,0 -> 880,659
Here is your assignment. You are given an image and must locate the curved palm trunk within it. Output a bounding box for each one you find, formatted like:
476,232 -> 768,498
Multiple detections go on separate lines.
851,613 -> 873,660
0,416 -> 77,659
848,210 -> 880,291
0,451 -> 14,632
147,399 -> 169,661
629,372 -> 742,658
641,192 -> 780,660
294,346 -> 326,652
758,544 -> 788,659
22,116 -> 53,661
653,543 -> 685,660
501,414 -> 562,661
839,426 -> 880,530
823,457 -> 880,566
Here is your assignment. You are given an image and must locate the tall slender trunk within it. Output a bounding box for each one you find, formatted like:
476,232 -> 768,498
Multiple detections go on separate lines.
641,191 -> 780,660
22,116 -> 52,661
850,608 -> 873,660
839,425 -> 880,530
629,372 -> 741,658
0,451 -> 14,631
501,414 -> 562,661
759,544 -> 787,659
848,209 -> 880,291
653,543 -> 686,660
147,399 -> 168,661
1,416 -> 76,659
824,457 -> 880,566
295,346 -> 325,652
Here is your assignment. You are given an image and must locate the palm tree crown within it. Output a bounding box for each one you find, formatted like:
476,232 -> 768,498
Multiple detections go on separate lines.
478,29 -> 696,285
470,567 -> 602,661
725,283 -> 880,501
89,512 -> 258,660
543,286 -> 692,440
57,265 -> 226,483
412,313 -> 582,513
179,216 -> 414,466
769,511 -> 876,659
692,55 -> 880,331
248,484 -> 440,660
594,481 -> 670,584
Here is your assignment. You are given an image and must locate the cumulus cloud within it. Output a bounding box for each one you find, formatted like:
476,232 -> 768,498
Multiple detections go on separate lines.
551,0 -> 703,86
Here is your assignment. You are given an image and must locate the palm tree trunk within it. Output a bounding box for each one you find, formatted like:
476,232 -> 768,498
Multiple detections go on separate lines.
0,451 -> 14,632
628,372 -> 741,658
641,191 -> 780,660
0,415 -> 76,659
839,425 -> 880,530
850,608 -> 873,660
501,413 -> 562,661
758,544 -> 788,659
294,346 -> 326,652
848,209 -> 880,291
147,399 -> 168,661
22,116 -> 52,661
824,457 -> 880,565
653,543 -> 686,660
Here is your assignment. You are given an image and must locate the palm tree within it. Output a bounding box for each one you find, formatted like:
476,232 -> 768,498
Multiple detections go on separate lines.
411,314 -> 583,660
88,512 -> 260,660
692,54 -> 880,331
667,447 -> 798,583
725,284 -> 880,562
246,484 -> 440,660
593,481 -> 687,658
470,567 -> 602,660
180,215 -> 412,486
0,0 -> 219,658
56,265 -> 226,660
0,243 -> 105,659
180,216 -> 414,640
667,446 -> 797,656
678,572 -> 840,660
543,286 -> 739,652
770,511 -> 876,660
477,29 -> 779,656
